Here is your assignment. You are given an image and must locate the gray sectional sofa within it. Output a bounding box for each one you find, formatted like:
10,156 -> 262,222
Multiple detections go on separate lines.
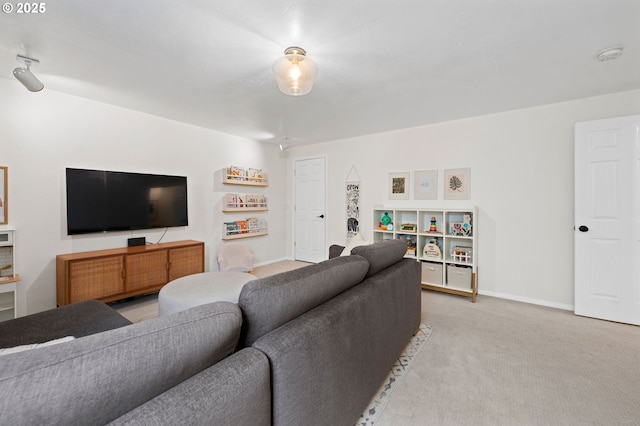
0,239 -> 421,425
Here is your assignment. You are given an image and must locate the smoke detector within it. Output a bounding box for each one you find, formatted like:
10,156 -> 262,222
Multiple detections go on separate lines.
597,47 -> 624,62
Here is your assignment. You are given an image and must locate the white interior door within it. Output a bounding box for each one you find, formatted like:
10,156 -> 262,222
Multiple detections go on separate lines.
294,157 -> 326,263
574,115 -> 640,325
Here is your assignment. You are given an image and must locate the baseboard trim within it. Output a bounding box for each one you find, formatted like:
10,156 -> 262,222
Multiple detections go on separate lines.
478,290 -> 574,312
254,257 -> 294,268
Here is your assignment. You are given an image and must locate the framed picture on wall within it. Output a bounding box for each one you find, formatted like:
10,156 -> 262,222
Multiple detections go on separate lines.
388,172 -> 410,200
0,166 -> 7,225
444,167 -> 471,200
414,170 -> 438,200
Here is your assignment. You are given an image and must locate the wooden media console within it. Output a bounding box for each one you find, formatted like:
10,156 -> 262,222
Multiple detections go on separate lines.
56,240 -> 204,306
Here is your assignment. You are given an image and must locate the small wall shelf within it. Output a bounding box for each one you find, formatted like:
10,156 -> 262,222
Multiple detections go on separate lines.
223,231 -> 268,241
223,218 -> 268,240
223,166 -> 268,186
223,207 -> 268,212
223,193 -> 268,212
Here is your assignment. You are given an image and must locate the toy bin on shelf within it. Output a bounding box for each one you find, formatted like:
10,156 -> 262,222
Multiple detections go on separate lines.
447,264 -> 472,290
422,262 -> 443,285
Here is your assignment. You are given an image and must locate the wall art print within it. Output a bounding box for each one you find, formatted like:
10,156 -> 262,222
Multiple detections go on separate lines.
389,172 -> 410,200
346,181 -> 360,238
444,167 -> 471,200
414,170 -> 438,200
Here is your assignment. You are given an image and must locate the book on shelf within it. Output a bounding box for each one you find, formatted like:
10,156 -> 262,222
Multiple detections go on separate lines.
246,217 -> 267,232
227,166 -> 246,181
224,221 -> 247,235
224,222 -> 241,235
246,194 -> 267,207
247,168 -> 264,182
224,193 -> 244,208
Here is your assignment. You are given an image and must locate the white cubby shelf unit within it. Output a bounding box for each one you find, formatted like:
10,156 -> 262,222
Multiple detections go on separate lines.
373,206 -> 478,302
221,166 -> 268,240
0,229 -> 18,321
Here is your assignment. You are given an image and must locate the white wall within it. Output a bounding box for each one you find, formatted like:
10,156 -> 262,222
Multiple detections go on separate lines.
285,89 -> 640,309
2,74 -> 638,315
0,78 -> 288,316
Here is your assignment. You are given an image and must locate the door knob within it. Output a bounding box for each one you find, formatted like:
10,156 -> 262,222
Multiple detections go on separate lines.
578,225 -> 589,232
318,214 -> 325,219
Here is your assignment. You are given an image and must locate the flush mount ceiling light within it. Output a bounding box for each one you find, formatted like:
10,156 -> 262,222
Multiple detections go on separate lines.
273,46 -> 318,96
597,46 -> 624,62
13,55 -> 44,92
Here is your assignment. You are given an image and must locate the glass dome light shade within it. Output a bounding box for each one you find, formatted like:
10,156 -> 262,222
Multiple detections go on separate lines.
273,47 -> 318,96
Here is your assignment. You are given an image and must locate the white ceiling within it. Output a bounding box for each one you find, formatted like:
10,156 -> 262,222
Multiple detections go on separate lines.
1,1 -> 638,147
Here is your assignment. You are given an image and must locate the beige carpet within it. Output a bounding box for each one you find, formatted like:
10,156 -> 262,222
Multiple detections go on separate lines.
376,291 -> 640,426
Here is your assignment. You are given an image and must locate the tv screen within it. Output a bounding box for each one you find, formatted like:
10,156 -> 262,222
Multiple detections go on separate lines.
66,168 -> 188,235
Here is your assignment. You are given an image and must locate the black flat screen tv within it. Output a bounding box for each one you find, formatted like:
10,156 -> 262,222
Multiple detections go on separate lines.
65,168 -> 188,235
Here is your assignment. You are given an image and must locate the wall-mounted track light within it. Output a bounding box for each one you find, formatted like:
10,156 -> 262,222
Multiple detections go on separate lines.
13,55 -> 44,92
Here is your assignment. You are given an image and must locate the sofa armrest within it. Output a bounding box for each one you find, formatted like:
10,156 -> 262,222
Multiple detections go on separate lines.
329,244 -> 345,259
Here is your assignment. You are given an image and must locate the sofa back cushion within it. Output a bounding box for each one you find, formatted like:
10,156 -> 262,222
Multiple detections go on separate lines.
251,257 -> 422,426
238,255 -> 369,347
351,238 -> 408,277
0,301 -> 242,425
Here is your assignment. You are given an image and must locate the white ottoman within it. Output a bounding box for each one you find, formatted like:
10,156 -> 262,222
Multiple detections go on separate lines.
158,271 -> 256,316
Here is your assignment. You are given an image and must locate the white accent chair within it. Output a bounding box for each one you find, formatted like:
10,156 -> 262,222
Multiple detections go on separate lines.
217,242 -> 255,272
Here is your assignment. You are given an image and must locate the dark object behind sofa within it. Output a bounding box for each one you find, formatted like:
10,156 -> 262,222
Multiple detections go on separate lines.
1,302 -> 245,425
0,300 -> 132,349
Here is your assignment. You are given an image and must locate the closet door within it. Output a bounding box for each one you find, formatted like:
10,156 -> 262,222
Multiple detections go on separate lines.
294,157 -> 327,263
574,115 -> 640,325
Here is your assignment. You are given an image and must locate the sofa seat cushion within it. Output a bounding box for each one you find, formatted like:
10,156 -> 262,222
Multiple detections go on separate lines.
238,255 -> 369,347
351,238 -> 408,277
0,301 -> 242,425
0,300 -> 132,349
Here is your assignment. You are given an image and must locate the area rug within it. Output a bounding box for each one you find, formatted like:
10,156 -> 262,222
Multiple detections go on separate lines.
356,324 -> 433,426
